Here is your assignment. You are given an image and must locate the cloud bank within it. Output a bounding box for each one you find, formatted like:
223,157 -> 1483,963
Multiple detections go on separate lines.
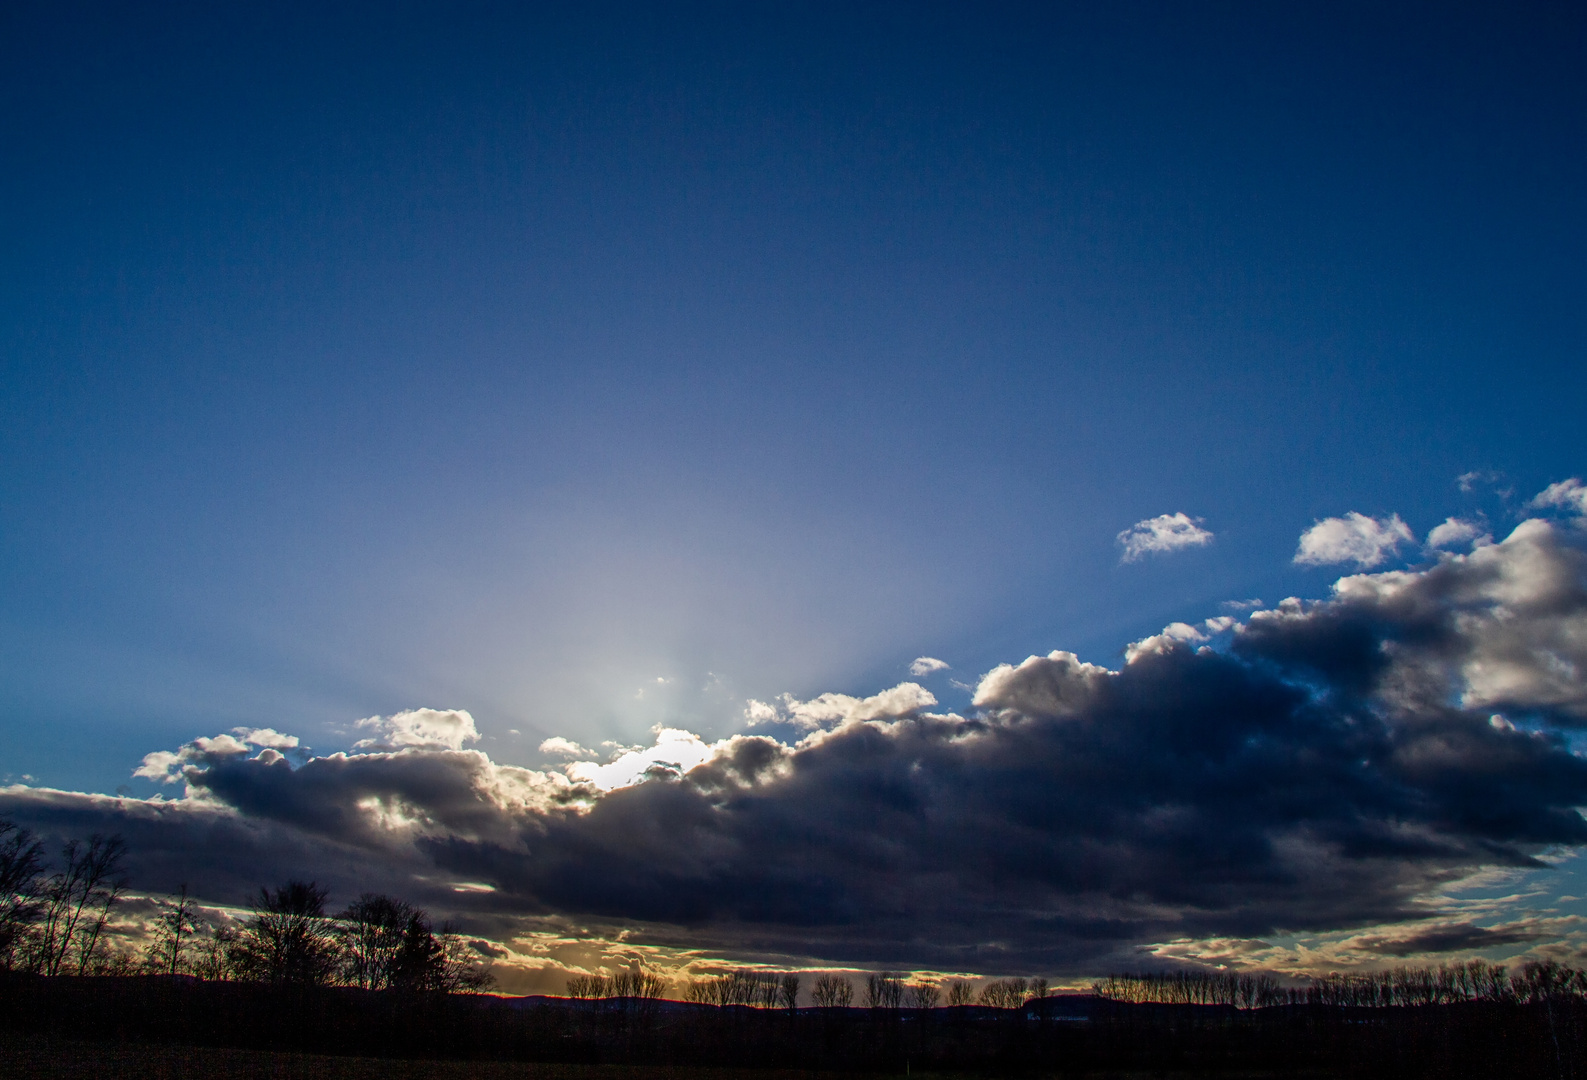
6,517 -> 1587,976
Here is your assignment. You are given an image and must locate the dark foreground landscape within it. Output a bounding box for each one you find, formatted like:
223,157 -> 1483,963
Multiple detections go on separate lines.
3,975 -> 1583,1079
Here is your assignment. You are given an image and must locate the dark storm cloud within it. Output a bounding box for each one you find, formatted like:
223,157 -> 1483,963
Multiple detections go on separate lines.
1358,921 -> 1549,957
5,519 -> 1587,972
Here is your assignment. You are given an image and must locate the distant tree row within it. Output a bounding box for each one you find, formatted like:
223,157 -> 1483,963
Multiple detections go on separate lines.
0,820 -> 491,992
566,967 -> 671,1000
1094,960 -> 1587,1008
1094,970 -> 1285,1008
1306,959 -> 1587,1006
680,969 -> 800,1008
659,970 -> 1050,1010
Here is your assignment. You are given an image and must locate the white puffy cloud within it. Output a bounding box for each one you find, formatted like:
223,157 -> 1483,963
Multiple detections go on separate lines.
1123,619 -> 1234,663
745,681 -> 937,730
1426,517 -> 1487,551
973,650 -> 1111,717
538,737 -> 591,758
1530,478 -> 1587,516
1116,513 -> 1214,562
562,728 -> 718,791
354,708 -> 479,751
909,657 -> 949,677
1294,512 -> 1414,568
232,727 -> 300,750
132,733 -> 254,784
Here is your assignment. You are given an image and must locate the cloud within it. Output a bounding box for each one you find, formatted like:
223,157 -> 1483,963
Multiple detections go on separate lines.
562,728 -> 719,791
1353,920 -> 1549,958
8,517 -> 1587,975
353,709 -> 479,751
909,657 -> 950,677
1426,517 -> 1487,551
1530,478 -> 1587,516
1117,513 -> 1214,562
538,737 -> 591,759
744,682 -> 937,730
1458,469 -> 1505,493
233,727 -> 300,750
1294,512 -> 1414,568
132,733 -> 253,785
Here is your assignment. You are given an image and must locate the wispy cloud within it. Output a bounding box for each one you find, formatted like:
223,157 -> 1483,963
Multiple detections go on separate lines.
1530,478 -> 1587,516
909,657 -> 949,677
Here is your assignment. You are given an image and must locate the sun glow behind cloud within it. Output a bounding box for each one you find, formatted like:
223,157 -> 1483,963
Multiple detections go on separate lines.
9,483 -> 1587,992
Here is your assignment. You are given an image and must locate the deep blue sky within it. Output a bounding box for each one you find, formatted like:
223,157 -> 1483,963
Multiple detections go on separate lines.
2,2 -> 1584,794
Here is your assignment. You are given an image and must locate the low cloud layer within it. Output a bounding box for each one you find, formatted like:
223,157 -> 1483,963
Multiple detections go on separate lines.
6,515 -> 1587,976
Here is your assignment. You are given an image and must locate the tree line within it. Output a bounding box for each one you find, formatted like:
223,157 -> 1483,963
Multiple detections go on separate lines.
0,819 -> 491,992
1093,960 -> 1587,1008
585,969 -> 1053,1011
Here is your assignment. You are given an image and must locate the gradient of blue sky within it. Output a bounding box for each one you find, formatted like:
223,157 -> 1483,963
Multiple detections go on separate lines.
2,1 -> 1583,797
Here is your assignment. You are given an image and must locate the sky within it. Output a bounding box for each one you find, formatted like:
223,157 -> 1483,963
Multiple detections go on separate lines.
2,2 -> 1586,994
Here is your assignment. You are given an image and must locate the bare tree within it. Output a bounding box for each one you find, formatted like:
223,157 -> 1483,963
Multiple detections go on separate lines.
0,820 -> 45,971
865,971 -> 904,1010
567,973 -> 607,998
146,884 -> 197,975
779,972 -> 800,1009
810,973 -> 853,1008
906,979 -> 941,1009
335,893 -> 416,990
944,979 -> 976,1007
229,880 -> 337,986
188,924 -> 236,981
978,977 -> 1029,1009
32,834 -> 126,976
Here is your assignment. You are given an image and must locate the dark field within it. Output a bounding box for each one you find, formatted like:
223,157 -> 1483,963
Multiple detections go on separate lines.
0,976 -> 1577,1079
0,1038 -> 835,1080
0,1038 -> 1343,1080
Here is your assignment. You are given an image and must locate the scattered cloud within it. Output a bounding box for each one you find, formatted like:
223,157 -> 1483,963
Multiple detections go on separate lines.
538,737 -> 590,758
1221,598 -> 1264,611
353,709 -> 479,752
1117,513 -> 1214,562
562,728 -> 719,791
9,517 -> 1587,976
909,657 -> 950,677
1530,478 -> 1587,516
1458,469 -> 1506,493
1294,512 -> 1414,568
745,682 -> 937,730
1426,517 -> 1488,551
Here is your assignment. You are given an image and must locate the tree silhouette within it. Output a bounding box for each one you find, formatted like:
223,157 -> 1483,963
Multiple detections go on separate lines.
906,979 -> 941,1009
147,884 -> 197,976
33,834 -> 126,976
336,893 -> 416,990
810,973 -> 853,1008
0,820 -> 45,971
229,880 -> 337,986
864,972 -> 903,1009
944,979 -> 975,1007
